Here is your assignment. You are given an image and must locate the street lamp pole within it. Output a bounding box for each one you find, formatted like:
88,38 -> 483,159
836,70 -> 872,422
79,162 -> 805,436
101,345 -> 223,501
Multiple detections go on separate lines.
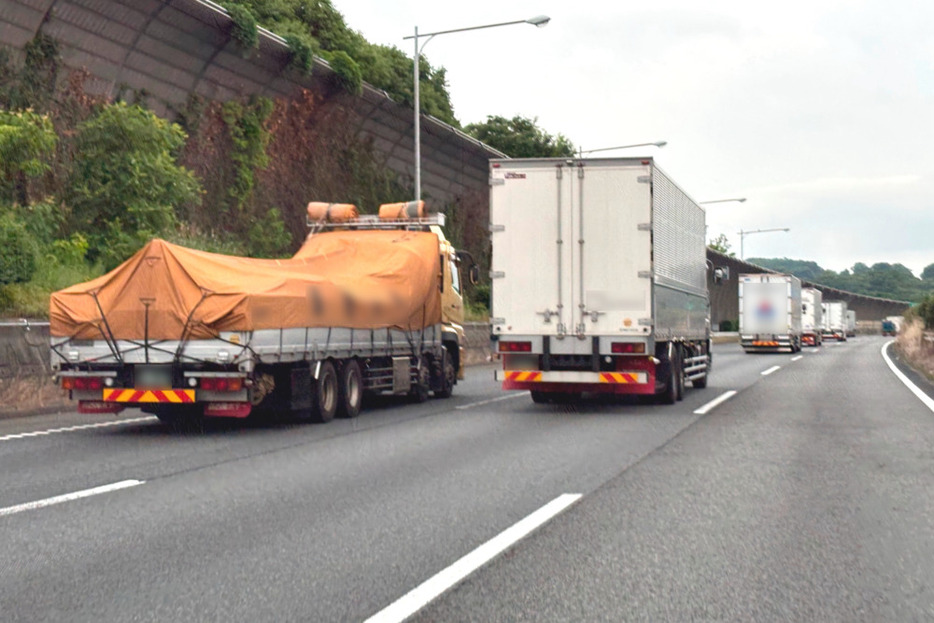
699,198 -> 747,205
405,16 -> 550,202
738,227 -> 790,260
579,141 -> 666,157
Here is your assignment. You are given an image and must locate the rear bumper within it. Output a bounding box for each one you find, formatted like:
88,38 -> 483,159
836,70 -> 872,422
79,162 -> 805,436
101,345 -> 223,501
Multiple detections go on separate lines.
495,369 -> 655,395
741,336 -> 796,352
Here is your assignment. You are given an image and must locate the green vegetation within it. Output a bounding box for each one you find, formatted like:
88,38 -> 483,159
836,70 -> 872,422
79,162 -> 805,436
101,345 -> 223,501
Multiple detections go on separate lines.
0,109 -> 57,205
221,0 -> 455,119
749,257 -> 934,303
910,294 -> 934,330
66,102 -> 201,269
707,233 -> 734,257
464,115 -> 575,158
221,97 -> 274,215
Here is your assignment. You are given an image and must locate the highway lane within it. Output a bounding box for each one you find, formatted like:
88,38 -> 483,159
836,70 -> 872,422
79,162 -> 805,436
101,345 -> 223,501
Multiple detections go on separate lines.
0,341 -> 861,621
415,335 -> 934,621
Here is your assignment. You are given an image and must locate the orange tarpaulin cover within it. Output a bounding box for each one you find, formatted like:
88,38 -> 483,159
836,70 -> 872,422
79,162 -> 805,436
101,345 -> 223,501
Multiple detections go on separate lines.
50,231 -> 442,340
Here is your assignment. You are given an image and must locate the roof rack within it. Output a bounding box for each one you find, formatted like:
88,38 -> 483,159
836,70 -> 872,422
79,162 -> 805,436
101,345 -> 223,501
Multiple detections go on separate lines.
307,213 -> 446,230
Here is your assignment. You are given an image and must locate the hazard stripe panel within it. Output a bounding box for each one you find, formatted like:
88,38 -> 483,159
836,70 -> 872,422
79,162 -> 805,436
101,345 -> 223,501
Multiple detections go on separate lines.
500,370 -> 648,384
504,371 -> 543,383
103,389 -> 195,403
598,372 -> 641,384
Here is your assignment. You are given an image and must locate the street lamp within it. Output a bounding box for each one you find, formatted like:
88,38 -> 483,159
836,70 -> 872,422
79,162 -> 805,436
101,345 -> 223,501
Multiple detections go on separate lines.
699,197 -> 746,205
738,227 -> 790,260
579,141 -> 667,156
404,15 -> 550,202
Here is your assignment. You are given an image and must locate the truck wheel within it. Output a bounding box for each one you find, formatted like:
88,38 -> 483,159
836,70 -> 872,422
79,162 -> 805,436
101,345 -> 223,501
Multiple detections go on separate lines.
658,357 -> 677,405
337,359 -> 363,419
530,390 -> 550,404
434,348 -> 455,399
410,357 -> 430,403
309,361 -> 338,423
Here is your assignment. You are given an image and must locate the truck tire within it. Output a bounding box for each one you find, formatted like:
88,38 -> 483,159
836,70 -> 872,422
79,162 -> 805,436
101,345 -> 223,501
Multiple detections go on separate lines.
675,345 -> 685,401
658,355 -> 678,405
434,348 -> 455,399
530,390 -> 550,404
337,359 -> 363,419
410,357 -> 430,403
309,360 -> 338,423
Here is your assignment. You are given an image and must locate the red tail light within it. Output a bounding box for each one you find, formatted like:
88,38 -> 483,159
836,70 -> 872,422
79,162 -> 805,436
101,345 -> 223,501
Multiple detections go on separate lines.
498,341 -> 532,353
200,377 -> 244,392
611,342 -> 645,354
62,377 -> 104,390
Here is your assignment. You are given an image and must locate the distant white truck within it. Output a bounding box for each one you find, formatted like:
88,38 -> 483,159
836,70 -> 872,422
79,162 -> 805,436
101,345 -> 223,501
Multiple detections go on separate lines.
738,273 -> 803,353
801,287 -> 823,347
846,310 -> 857,337
489,157 -> 719,405
822,301 -> 848,341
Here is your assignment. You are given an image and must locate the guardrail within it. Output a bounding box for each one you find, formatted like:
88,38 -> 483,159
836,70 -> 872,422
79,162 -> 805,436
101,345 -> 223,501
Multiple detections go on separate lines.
0,320 -> 50,379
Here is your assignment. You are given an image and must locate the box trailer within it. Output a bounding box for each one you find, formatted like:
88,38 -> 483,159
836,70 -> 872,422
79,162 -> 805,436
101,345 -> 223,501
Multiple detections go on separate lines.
822,301 -> 848,341
846,310 -> 857,337
489,157 -> 716,405
738,273 -> 802,353
801,287 -> 823,347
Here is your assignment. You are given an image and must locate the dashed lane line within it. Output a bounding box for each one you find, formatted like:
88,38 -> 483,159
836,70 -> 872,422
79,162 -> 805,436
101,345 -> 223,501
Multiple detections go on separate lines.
0,416 -> 157,443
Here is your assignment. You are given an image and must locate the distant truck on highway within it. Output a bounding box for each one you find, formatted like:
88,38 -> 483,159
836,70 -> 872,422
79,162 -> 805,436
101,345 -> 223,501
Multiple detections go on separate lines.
738,273 -> 803,353
881,316 -> 901,336
801,287 -> 823,347
822,301 -> 848,341
489,157 -> 719,405
50,202 -> 474,424
846,310 -> 857,337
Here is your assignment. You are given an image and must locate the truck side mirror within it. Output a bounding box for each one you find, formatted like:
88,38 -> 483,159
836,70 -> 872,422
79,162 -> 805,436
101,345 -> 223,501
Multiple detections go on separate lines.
713,266 -> 728,284
468,265 -> 480,286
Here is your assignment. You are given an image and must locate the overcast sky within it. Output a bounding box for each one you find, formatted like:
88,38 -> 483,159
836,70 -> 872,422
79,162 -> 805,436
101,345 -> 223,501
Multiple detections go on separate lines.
336,0 -> 934,275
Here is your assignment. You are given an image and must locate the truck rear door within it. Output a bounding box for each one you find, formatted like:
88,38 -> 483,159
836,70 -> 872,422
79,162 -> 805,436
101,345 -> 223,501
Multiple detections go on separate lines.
490,161 -> 573,336
570,160 -> 653,338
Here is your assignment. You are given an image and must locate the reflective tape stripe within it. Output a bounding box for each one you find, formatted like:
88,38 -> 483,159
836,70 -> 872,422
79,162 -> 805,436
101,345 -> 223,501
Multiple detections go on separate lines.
598,372 -> 641,384
504,371 -> 542,382
103,389 -> 195,403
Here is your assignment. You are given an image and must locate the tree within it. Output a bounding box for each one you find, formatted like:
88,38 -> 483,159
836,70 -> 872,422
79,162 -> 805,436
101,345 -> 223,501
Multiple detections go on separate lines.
464,115 -> 575,158
922,263 -> 934,282
0,109 -> 57,205
67,102 -> 201,268
708,233 -> 734,256
0,212 -> 37,284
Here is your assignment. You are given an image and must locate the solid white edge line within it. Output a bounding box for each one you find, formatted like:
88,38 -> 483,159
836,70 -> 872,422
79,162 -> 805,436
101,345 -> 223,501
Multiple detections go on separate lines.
455,394 -> 524,410
761,365 -> 781,376
0,479 -> 144,518
693,390 -> 738,415
881,341 -> 934,413
791,355 -> 803,362
364,493 -> 583,623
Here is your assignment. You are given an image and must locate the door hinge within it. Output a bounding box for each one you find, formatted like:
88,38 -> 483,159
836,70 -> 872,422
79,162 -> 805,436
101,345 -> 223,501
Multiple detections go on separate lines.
638,318 -> 654,327
637,175 -> 651,184
489,271 -> 505,279
491,317 -> 506,325
638,270 -> 653,279
489,224 -> 505,233
490,178 -> 505,186
637,223 -> 652,231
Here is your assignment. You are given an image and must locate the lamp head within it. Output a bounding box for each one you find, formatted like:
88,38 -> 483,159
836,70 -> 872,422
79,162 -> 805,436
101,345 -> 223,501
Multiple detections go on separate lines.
526,15 -> 551,27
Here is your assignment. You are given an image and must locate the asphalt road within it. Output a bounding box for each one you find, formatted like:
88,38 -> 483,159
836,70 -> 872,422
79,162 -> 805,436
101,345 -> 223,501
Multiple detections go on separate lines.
1,337 -> 931,621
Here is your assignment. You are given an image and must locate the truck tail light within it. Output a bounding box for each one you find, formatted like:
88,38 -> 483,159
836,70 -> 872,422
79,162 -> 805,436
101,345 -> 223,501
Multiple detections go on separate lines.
62,377 -> 104,390
199,377 -> 243,392
498,341 -> 532,353
611,342 -> 645,354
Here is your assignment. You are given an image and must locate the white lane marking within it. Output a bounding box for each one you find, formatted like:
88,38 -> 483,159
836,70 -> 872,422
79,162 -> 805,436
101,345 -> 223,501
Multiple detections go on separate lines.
761,365 -> 781,376
0,479 -> 144,518
881,341 -> 934,413
0,416 -> 157,443
693,390 -> 738,415
364,493 -> 582,623
455,394 -> 525,410
808,348 -> 821,354
791,355 -> 803,362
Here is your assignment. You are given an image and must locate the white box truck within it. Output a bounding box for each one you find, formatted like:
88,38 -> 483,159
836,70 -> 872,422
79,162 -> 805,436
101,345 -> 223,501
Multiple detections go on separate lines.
801,287 -> 823,347
846,310 -> 857,337
738,273 -> 803,352
489,157 -> 716,405
822,301 -> 848,341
